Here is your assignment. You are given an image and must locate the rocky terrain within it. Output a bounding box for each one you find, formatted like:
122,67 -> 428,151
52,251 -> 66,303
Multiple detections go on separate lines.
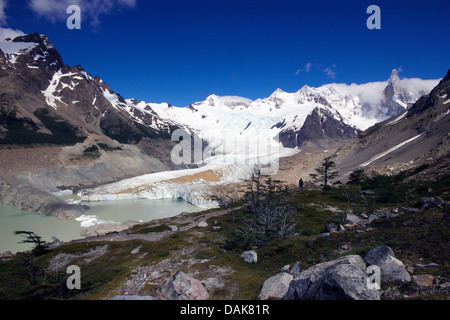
1,181 -> 448,301
0,177 -> 88,219
0,32 -> 448,302
0,33 -> 188,214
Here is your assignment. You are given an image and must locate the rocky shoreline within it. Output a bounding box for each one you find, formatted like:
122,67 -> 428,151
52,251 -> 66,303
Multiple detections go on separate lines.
0,178 -> 89,220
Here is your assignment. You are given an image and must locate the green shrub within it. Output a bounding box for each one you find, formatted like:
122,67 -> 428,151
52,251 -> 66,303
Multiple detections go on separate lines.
97,143 -> 122,152
158,250 -> 170,258
83,145 -> 99,153
0,108 -> 85,146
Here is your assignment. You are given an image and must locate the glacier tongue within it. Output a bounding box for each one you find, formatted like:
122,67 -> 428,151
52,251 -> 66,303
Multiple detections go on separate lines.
79,148 -> 298,209
81,179 -> 223,209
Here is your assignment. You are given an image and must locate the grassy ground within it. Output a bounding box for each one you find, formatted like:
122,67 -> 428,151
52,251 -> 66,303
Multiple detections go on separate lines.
0,169 -> 449,300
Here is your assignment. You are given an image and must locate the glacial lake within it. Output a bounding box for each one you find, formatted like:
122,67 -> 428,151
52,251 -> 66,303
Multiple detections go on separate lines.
0,198 -> 203,253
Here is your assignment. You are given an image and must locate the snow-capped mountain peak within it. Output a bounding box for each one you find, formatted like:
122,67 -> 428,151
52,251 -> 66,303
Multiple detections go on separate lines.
0,33 -> 441,159
389,69 -> 400,84
0,39 -> 38,64
271,88 -> 287,96
142,69 -> 439,150
297,84 -> 316,95
196,94 -> 252,110
0,33 -> 62,69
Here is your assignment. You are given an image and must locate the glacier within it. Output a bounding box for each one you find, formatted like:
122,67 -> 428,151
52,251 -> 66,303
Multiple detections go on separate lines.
80,147 -> 299,209
79,70 -> 439,208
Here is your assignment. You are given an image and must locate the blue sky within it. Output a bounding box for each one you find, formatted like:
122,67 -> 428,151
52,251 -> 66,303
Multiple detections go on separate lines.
1,0 -> 449,106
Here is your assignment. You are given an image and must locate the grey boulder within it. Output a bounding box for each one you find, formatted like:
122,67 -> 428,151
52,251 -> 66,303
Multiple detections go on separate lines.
342,213 -> 362,225
285,255 -> 380,300
259,272 -> 294,300
241,250 -> 258,263
290,262 -> 302,276
47,236 -> 62,248
364,246 -> 411,283
161,271 -> 209,300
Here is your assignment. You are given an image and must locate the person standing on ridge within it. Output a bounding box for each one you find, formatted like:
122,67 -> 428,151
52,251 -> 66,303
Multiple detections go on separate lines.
299,178 -> 304,191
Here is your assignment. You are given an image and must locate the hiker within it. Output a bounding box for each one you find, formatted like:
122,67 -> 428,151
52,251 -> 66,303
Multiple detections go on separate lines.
299,178 -> 304,191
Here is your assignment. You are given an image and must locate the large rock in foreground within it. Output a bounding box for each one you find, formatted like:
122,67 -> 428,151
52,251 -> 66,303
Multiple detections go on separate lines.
285,255 -> 380,300
259,272 -> 293,300
364,246 -> 411,283
161,271 -> 209,300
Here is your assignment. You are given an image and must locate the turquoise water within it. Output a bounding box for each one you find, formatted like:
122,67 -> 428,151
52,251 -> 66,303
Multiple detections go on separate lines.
0,199 -> 203,253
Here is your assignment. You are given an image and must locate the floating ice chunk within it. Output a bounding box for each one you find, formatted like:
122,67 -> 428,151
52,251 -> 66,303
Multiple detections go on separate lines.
75,215 -> 117,228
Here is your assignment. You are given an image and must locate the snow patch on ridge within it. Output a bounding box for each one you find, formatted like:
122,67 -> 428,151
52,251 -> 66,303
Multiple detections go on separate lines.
42,70 -> 78,109
360,134 -> 424,168
101,88 -> 121,110
386,111 -> 408,126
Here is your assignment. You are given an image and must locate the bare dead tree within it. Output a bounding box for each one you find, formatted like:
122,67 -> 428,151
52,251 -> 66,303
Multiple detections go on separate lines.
359,187 -> 377,215
236,166 -> 299,246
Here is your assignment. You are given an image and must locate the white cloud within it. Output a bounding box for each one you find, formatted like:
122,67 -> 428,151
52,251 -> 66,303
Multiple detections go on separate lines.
28,0 -> 137,27
328,77 -> 440,119
0,0 -> 26,41
304,62 -> 312,73
295,62 -> 312,76
296,62 -> 337,79
29,0 -> 68,22
324,66 -> 337,79
0,0 -> 8,25
0,27 -> 24,40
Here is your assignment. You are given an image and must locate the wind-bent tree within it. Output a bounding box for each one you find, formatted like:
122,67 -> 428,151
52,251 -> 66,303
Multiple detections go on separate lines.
310,155 -> 339,190
15,231 -> 49,256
